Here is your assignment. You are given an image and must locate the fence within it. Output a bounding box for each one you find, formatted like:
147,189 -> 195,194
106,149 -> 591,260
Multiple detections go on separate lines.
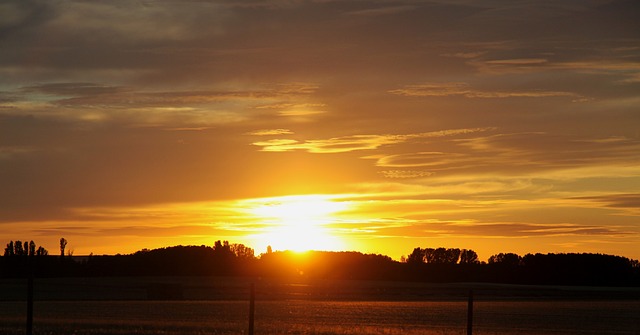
1,276 -> 639,335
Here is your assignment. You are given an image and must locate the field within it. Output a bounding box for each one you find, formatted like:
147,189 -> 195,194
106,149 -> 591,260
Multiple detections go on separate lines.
1,277 -> 639,335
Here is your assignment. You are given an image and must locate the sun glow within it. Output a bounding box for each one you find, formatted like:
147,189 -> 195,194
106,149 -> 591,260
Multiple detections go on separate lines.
244,195 -> 348,253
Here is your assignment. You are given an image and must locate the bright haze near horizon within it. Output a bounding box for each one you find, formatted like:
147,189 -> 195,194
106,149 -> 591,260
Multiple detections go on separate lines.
1,0 -> 639,261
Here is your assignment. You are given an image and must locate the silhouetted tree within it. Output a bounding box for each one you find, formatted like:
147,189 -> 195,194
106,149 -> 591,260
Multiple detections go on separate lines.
4,241 -> 14,256
60,238 -> 67,257
28,241 -> 36,256
427,248 -> 460,264
408,247 -> 464,264
459,249 -> 479,264
213,240 -> 230,252
445,248 -> 461,264
230,243 -> 255,260
488,253 -> 522,266
424,248 -> 435,263
36,246 -> 48,256
14,240 -> 24,256
3,240 -> 48,258
407,247 -> 425,264
433,248 -> 447,263
1,240 -> 51,278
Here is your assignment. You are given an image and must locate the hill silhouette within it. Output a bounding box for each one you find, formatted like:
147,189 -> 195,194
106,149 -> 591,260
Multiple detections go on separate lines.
2,240 -> 639,286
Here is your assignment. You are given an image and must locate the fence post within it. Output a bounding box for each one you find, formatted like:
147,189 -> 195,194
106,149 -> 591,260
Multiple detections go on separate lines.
467,289 -> 473,335
248,282 -> 255,335
26,264 -> 34,335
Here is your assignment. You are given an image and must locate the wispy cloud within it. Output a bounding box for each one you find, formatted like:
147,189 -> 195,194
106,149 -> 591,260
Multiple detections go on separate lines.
570,193 -> 640,216
365,132 -> 640,184
1,82 -> 324,126
389,82 -> 583,100
278,109 -> 326,117
252,128 -> 494,153
484,58 -> 548,66
468,56 -> 640,86
247,129 -> 294,136
422,221 -> 635,238
373,152 -> 468,169
378,170 -> 434,179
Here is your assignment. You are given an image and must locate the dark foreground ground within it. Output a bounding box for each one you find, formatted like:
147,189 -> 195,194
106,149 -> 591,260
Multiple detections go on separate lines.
2,276 -> 640,301
1,277 -> 639,334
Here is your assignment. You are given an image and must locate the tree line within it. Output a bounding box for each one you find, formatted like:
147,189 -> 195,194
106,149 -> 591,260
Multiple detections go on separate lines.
404,247 -> 480,264
1,239 -> 639,286
3,240 -> 49,257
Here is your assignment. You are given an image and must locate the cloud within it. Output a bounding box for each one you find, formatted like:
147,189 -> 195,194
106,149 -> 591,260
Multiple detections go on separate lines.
456,133 -> 640,173
1,82 -> 324,127
365,133 -> 640,199
570,193 -> 640,215
389,82 -> 583,100
278,109 -> 326,117
347,178 -> 550,203
1,1 -> 229,45
374,152 -> 467,169
252,128 -> 494,153
21,82 -> 128,96
484,58 -> 548,66
428,221 -> 634,238
332,214 -> 634,240
378,170 -> 434,179
369,133 -> 640,178
247,129 -> 294,136
468,57 -> 640,85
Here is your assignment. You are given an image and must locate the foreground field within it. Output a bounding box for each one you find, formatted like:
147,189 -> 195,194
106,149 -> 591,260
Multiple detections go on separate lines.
0,277 -> 639,334
1,300 -> 639,335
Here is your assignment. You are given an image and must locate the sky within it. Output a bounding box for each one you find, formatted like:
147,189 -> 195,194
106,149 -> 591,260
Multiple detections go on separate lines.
1,0 -> 639,261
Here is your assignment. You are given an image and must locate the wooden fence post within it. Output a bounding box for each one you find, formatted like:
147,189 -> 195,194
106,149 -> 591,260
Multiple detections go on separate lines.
248,282 -> 255,335
26,266 -> 34,335
467,289 -> 473,335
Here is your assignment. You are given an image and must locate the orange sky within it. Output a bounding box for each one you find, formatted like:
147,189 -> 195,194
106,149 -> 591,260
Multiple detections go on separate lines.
1,0 -> 639,261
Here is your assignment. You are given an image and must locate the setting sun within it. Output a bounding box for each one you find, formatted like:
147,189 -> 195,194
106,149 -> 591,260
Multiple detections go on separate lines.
243,195 -> 348,253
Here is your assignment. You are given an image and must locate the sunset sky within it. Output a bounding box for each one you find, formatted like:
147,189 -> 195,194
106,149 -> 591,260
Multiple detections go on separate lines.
1,0 -> 639,261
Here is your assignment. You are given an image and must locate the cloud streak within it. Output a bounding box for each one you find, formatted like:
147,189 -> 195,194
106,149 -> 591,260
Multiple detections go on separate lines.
389,82 -> 584,100
252,128 -> 494,153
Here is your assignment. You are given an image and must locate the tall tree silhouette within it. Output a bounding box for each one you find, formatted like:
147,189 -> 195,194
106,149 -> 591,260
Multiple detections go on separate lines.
4,241 -> 14,256
60,238 -> 68,257
14,240 -> 24,256
28,241 -> 36,256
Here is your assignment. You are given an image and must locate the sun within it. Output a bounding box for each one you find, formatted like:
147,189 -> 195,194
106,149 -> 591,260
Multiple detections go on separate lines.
243,195 -> 348,253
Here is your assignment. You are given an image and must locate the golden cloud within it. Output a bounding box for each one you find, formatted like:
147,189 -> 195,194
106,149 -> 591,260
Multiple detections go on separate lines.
247,129 -> 294,136
252,128 -> 494,153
